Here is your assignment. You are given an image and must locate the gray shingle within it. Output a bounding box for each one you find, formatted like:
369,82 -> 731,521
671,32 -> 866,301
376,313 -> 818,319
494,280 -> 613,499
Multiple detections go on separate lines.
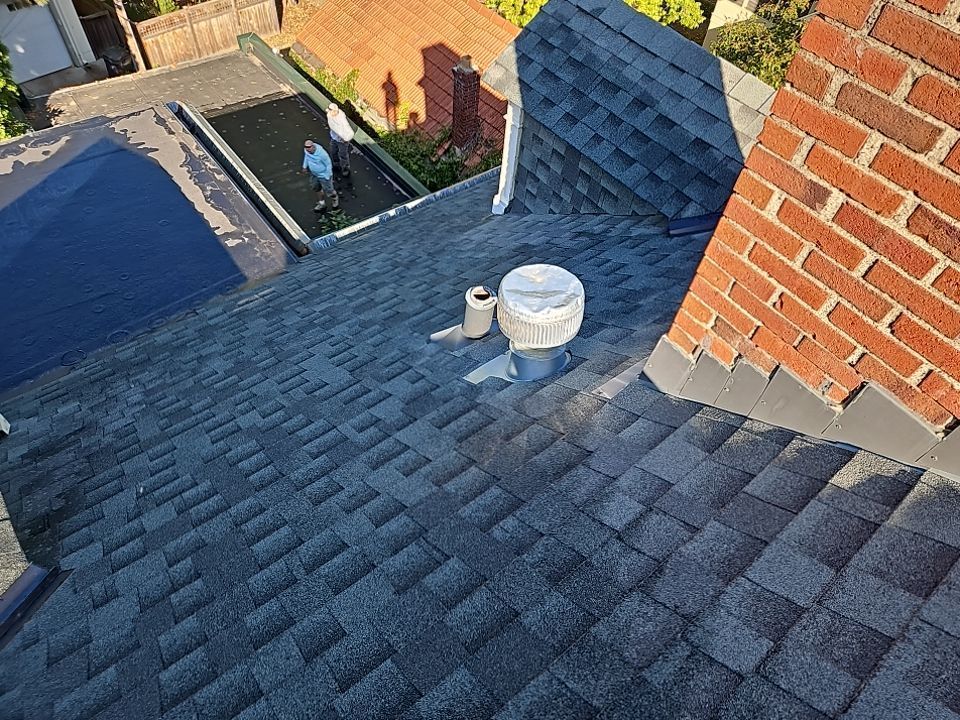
406,668 -> 498,720
820,568 -> 923,639
465,622 -> 554,702
847,525 -> 959,598
3,176 -> 959,720
889,471 -> 960,548
746,542 -> 835,607
496,671 -> 594,720
719,676 -> 828,720
482,0 -> 772,220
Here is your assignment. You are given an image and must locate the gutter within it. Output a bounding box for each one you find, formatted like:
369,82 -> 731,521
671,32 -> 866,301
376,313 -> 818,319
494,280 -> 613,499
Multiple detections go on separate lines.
311,167 -> 500,247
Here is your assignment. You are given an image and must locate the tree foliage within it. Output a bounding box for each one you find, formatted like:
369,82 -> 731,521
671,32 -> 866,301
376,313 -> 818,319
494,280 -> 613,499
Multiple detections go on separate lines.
289,51 -> 361,106
627,0 -> 703,29
483,0 -> 547,27
486,0 -> 703,29
710,0 -> 809,87
124,0 -> 183,22
1,42 -> 29,141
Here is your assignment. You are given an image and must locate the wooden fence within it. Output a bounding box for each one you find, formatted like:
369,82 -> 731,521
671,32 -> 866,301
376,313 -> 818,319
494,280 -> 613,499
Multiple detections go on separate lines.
134,0 -> 279,69
78,10 -> 126,59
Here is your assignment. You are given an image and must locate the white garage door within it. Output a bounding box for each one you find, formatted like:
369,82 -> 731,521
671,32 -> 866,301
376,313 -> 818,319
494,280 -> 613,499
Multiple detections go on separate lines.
0,3 -> 73,83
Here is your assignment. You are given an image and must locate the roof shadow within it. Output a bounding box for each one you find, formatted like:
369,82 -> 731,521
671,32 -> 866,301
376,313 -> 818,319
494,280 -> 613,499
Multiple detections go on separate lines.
0,135 -> 248,395
414,43 -> 508,146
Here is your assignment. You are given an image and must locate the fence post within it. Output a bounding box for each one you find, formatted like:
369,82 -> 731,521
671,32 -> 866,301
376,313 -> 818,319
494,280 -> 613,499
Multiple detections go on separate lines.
231,0 -> 241,35
185,7 -> 200,60
112,0 -> 147,70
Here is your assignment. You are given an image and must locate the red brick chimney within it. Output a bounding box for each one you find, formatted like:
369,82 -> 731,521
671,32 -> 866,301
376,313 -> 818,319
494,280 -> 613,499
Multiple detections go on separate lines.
666,0 -> 960,429
451,56 -> 481,153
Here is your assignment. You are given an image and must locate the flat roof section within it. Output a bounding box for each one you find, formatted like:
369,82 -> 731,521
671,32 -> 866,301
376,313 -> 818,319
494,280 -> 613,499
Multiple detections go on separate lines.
206,94 -> 410,235
0,106 -> 293,396
32,52 -> 286,127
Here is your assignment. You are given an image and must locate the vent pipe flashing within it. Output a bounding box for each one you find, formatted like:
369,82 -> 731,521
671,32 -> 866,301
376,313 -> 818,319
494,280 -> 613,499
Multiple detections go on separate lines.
430,285 -> 498,350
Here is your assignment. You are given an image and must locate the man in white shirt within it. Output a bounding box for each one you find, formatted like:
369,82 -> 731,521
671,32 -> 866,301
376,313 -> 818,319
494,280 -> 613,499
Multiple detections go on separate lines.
326,103 -> 355,178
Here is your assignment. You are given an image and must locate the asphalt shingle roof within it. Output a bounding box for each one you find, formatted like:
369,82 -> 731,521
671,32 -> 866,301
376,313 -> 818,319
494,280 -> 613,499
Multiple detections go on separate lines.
483,0 -> 776,217
2,180 -> 960,719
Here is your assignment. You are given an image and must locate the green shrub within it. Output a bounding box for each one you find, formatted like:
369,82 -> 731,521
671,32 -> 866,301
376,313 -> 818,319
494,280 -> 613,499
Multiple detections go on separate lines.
627,0 -> 703,28
288,51 -> 361,107
379,126 -> 462,192
379,126 -> 500,192
485,0 -> 703,29
316,209 -> 357,234
711,0 -> 810,88
156,0 -> 178,14
0,42 -> 28,141
484,0 -> 547,27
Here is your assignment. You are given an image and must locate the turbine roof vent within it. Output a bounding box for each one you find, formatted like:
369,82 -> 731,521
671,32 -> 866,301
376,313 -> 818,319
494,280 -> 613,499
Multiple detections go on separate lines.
497,264 -> 585,350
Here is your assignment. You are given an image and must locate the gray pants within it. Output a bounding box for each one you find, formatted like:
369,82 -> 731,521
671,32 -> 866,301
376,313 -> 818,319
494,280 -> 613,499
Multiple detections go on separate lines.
330,139 -> 351,173
309,174 -> 337,200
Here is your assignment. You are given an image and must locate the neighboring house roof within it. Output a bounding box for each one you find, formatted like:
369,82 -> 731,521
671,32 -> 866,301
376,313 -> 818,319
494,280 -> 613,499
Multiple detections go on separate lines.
295,0 -> 519,140
2,178 -> 958,719
483,0 -> 776,217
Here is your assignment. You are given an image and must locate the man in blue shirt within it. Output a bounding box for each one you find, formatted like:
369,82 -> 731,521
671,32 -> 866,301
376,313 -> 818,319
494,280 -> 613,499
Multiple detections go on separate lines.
301,138 -> 339,211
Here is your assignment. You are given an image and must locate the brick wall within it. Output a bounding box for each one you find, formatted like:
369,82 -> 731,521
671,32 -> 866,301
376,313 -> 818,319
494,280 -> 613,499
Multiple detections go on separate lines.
668,0 -> 960,429
512,117 -> 665,216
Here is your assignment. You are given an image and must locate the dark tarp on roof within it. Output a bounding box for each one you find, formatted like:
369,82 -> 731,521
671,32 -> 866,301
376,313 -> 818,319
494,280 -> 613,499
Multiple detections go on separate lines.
0,106 -> 292,395
483,0 -> 776,218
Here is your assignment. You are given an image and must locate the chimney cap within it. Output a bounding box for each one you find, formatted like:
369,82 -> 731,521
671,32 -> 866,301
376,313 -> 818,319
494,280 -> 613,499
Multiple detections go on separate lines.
455,56 -> 477,72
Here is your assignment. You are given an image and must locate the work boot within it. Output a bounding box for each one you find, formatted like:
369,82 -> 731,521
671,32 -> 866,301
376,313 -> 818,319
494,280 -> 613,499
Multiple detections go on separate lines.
331,193 -> 340,209
314,200 -> 326,212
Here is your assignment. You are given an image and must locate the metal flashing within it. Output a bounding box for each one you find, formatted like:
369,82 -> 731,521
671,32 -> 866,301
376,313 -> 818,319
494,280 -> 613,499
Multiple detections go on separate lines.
592,358 -> 647,400
0,565 -> 61,650
679,352 -> 729,404
464,348 -> 572,384
430,321 -> 500,351
642,336 -> 694,395
822,385 -> 940,466
311,168 -> 501,247
715,360 -> 769,416
924,427 -> 960,478
667,212 -> 721,236
167,101 -> 311,257
750,367 -> 838,436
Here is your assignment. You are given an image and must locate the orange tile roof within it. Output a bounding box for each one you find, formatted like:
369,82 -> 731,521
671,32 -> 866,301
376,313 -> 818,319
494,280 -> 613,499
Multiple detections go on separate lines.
296,0 -> 519,144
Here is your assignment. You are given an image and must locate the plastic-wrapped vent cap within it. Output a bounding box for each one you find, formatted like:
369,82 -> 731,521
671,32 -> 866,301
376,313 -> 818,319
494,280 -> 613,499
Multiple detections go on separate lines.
497,264 -> 585,349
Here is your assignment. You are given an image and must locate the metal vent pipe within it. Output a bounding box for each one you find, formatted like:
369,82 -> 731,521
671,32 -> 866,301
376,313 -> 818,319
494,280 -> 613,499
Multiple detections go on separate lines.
462,286 -> 497,339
